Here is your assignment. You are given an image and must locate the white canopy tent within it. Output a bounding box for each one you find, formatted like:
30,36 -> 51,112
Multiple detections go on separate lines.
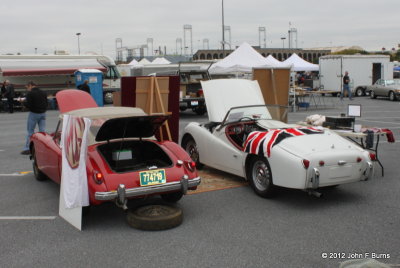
151,57 -> 171,64
138,58 -> 151,65
265,55 -> 291,68
209,42 -> 272,74
282,53 -> 319,72
127,59 -> 140,66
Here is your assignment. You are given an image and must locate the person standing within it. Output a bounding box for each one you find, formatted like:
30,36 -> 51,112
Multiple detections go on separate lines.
2,80 -> 15,113
341,71 -> 353,100
21,81 -> 48,155
77,80 -> 91,94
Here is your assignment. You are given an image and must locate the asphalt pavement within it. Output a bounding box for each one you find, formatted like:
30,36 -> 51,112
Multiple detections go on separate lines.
0,96 -> 399,268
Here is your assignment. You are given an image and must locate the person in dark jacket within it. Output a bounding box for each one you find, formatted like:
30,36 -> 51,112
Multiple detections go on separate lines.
77,80 -> 91,94
2,80 -> 15,113
21,81 -> 48,155
340,71 -> 353,100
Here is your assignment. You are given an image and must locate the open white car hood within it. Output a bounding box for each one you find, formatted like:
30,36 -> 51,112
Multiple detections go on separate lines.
201,79 -> 265,122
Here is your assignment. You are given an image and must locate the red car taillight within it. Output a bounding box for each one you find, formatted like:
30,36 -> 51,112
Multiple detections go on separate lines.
185,160 -> 196,172
369,153 -> 376,161
93,170 -> 104,184
357,157 -> 362,163
302,159 -> 310,169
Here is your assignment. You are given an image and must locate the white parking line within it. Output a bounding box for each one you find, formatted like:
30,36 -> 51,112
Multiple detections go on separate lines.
0,171 -> 32,177
0,216 -> 57,220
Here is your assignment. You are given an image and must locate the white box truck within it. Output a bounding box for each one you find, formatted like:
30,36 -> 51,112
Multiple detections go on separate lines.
0,54 -> 120,104
319,55 -> 393,96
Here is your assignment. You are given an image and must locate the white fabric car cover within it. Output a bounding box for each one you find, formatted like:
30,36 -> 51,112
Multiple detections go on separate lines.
60,114 -> 91,208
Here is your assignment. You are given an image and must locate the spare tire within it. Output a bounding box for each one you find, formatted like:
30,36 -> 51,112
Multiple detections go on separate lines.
127,205 -> 183,231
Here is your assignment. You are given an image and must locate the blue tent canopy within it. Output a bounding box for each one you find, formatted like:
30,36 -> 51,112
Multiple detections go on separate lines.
394,66 -> 400,71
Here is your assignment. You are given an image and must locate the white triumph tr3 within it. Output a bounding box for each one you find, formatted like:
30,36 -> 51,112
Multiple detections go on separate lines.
181,79 -> 374,197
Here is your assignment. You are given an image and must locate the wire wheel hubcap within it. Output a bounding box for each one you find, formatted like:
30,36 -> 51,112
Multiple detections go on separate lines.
252,160 -> 270,191
186,140 -> 199,163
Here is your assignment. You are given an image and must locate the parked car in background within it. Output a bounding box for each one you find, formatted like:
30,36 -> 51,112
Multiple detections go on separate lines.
367,79 -> 400,101
29,90 -> 200,209
181,79 -> 374,198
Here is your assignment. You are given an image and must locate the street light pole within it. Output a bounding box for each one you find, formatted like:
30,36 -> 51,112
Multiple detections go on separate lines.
76,33 -> 81,55
222,0 -> 225,58
281,37 -> 286,48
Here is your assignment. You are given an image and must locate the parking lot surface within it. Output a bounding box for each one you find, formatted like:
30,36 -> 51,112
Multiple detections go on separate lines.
1,96 -> 399,268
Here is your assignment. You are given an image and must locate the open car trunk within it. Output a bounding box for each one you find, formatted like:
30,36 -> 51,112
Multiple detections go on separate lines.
97,140 -> 173,173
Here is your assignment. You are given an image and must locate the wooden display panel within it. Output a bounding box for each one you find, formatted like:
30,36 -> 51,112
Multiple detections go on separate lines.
253,68 -> 291,123
120,76 -> 180,143
135,77 -> 170,114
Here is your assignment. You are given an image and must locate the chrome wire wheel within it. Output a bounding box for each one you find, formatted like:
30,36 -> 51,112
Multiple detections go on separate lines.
248,157 -> 274,198
252,160 -> 270,191
183,137 -> 203,169
186,140 -> 199,163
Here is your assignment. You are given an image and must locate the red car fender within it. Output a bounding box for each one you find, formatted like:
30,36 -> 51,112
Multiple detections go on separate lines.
161,141 -> 198,177
86,146 -> 109,205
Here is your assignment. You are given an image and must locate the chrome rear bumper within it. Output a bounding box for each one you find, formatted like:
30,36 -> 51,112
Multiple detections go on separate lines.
95,176 -> 201,202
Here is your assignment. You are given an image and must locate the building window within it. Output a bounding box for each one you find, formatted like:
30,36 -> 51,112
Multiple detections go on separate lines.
200,53 -> 205,60
207,53 -> 212,60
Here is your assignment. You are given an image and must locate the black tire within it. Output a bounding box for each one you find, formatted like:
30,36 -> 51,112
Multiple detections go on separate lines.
332,93 -> 338,97
247,156 -> 274,198
370,91 -> 377,99
32,147 -> 47,181
127,205 -> 183,231
182,136 -> 204,169
355,87 -> 364,97
82,206 -> 91,216
161,192 -> 183,203
192,106 -> 207,116
389,91 -> 397,101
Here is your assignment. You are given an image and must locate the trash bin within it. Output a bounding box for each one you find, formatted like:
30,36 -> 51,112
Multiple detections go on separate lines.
75,69 -> 104,106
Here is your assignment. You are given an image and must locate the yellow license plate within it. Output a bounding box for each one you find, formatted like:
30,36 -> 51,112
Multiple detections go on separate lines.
139,169 -> 166,186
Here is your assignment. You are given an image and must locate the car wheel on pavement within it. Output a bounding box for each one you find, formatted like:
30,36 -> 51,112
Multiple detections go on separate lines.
247,156 -> 274,198
370,91 -> 377,99
192,106 -> 207,116
127,204 -> 183,230
32,147 -> 47,181
161,192 -> 183,203
182,136 -> 204,169
103,92 -> 114,104
355,87 -> 364,97
389,91 -> 397,101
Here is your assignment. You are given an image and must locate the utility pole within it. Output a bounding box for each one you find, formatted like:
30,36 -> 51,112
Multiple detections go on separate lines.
222,0 -> 225,57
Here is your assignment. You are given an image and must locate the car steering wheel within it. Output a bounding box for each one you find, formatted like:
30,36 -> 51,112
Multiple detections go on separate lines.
238,116 -> 254,122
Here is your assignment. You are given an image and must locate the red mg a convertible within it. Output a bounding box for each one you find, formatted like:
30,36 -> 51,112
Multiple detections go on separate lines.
29,90 -> 200,209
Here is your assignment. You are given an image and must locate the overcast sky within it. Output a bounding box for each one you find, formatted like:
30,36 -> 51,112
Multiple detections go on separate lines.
1,0 -> 399,58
